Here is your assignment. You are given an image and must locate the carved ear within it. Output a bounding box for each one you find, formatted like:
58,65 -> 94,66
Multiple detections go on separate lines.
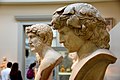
43,34 -> 48,44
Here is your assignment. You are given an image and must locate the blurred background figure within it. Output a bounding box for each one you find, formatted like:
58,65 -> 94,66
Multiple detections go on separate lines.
26,62 -> 36,80
9,62 -> 23,80
1,62 -> 12,80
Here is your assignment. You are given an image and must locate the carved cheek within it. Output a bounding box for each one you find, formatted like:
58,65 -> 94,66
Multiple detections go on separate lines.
31,38 -> 39,47
32,38 -> 37,44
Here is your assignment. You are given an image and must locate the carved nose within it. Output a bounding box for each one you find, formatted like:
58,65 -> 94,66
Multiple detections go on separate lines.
28,41 -> 32,45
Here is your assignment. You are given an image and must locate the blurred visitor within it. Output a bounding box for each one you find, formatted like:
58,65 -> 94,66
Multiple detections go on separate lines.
1,62 -> 12,80
27,62 -> 36,80
9,62 -> 23,80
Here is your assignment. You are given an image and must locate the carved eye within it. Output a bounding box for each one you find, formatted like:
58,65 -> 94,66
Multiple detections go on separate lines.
29,35 -> 35,39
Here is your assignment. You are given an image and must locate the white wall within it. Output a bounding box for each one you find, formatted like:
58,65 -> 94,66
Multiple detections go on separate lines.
106,22 -> 120,80
91,1 -> 120,24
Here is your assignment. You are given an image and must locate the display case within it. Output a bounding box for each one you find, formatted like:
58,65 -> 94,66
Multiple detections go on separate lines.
55,51 -> 73,80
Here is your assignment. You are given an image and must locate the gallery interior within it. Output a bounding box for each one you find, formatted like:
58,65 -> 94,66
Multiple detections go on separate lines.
0,0 -> 120,80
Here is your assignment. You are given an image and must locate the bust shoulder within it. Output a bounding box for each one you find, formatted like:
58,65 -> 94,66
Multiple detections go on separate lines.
70,49 -> 117,80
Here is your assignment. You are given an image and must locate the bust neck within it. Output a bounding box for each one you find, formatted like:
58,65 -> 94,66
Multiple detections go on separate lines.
77,41 -> 98,60
38,45 -> 50,60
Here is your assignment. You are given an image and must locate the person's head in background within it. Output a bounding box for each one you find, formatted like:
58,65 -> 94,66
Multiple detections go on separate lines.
10,62 -> 19,80
7,62 -> 12,68
10,62 -> 19,72
29,62 -> 36,69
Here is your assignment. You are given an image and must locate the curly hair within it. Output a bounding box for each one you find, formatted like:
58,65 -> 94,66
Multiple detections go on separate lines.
51,3 -> 110,49
26,24 -> 53,46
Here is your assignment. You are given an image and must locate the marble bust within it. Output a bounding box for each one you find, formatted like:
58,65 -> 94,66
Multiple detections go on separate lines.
51,3 -> 117,80
0,57 -> 7,71
26,24 -> 63,80
68,52 -> 79,70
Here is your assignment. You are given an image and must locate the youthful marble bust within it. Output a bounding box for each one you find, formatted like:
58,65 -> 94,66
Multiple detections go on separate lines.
26,24 -> 63,80
51,3 -> 117,80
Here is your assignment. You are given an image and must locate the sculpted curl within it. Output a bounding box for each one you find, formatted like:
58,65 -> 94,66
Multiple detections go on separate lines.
51,3 -> 110,49
26,24 -> 53,46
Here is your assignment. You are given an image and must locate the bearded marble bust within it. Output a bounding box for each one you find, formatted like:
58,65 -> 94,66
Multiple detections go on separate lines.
26,24 -> 63,80
51,3 -> 117,80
